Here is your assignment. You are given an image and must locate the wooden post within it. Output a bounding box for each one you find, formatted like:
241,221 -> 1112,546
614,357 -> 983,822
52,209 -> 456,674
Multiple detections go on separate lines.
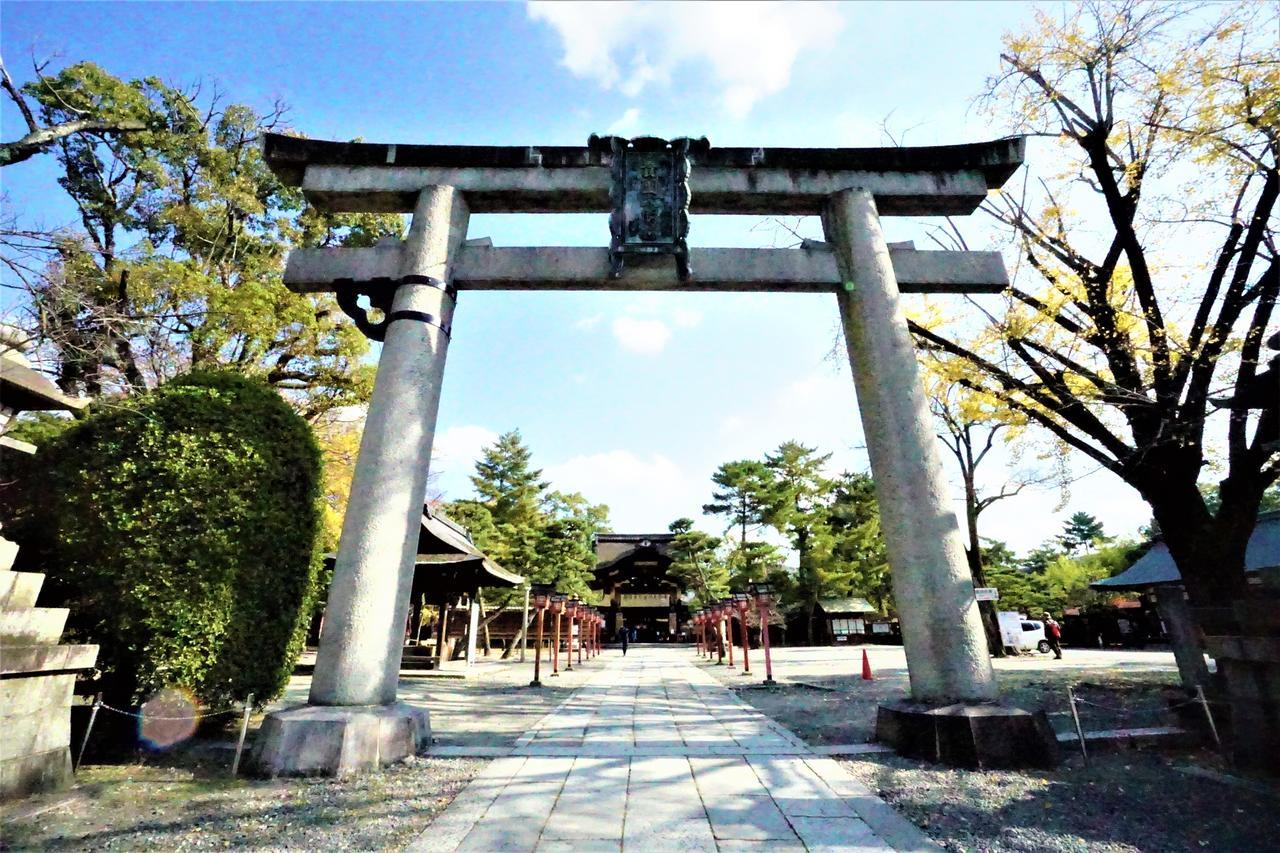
1196,684 -> 1221,749
435,596 -> 451,670
760,607 -> 776,685
552,610 -> 561,676
521,585 -> 530,662
1067,687 -> 1088,764
565,610 -> 575,671
231,693 -> 254,776
75,694 -> 101,770
466,591 -> 480,668
531,608 -> 545,687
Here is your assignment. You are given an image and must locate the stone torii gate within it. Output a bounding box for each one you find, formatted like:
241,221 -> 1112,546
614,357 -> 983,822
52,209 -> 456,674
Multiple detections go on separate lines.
253,134 -> 1043,776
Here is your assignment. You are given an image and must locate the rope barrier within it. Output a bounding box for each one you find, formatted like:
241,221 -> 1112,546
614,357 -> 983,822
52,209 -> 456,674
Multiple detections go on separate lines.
96,702 -> 243,720
1063,683 -> 1226,759
1069,696 -> 1195,713
76,696 -> 258,777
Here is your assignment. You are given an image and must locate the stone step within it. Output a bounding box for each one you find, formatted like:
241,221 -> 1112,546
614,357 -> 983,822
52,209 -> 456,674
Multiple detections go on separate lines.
0,608 -> 69,644
0,643 -> 98,677
0,570 -> 44,609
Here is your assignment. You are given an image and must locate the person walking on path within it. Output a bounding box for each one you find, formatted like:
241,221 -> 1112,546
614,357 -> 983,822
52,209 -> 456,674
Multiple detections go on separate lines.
1043,612 -> 1063,659
617,625 -> 629,656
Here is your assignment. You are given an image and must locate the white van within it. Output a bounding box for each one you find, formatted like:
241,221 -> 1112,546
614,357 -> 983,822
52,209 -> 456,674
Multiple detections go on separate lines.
997,611 -> 1051,654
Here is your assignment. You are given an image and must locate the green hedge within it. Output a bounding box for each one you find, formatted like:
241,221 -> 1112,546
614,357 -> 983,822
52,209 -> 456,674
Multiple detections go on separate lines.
2,371 -> 323,711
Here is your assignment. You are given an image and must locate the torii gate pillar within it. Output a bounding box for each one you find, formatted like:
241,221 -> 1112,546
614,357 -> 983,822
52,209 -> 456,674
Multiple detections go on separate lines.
252,186 -> 467,776
825,188 -> 995,701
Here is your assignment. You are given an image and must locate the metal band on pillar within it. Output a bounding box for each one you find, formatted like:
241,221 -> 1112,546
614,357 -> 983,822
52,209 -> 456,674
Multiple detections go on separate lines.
400,274 -> 458,302
387,310 -> 452,337
335,275 -> 457,342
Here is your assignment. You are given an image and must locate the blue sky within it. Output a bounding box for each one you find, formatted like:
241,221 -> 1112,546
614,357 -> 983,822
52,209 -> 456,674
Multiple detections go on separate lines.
1,1 -> 1155,552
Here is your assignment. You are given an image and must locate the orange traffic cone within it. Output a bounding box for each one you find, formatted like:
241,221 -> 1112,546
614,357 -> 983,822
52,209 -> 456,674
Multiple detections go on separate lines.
861,649 -> 874,680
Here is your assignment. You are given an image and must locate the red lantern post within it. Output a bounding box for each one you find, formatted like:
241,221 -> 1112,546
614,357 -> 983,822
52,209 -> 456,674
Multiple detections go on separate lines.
734,592 -> 752,675
530,585 -> 552,687
564,599 -> 578,671
550,594 -> 565,676
750,582 -> 776,685
706,611 -> 714,660
720,600 -> 735,668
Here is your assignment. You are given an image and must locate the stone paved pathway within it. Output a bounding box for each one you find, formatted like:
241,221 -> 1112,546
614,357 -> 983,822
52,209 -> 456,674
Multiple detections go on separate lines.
408,647 -> 934,852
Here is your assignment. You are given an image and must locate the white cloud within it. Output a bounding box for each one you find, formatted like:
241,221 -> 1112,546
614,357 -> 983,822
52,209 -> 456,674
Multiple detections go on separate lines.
545,450 -> 691,530
612,315 -> 671,354
673,308 -> 702,328
607,106 -> 642,135
574,312 -> 605,330
528,1 -> 844,118
431,425 -> 498,476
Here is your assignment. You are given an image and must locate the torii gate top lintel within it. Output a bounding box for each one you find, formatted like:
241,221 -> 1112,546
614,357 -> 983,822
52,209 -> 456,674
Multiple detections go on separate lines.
263,133 -> 1024,298
262,133 -> 1024,216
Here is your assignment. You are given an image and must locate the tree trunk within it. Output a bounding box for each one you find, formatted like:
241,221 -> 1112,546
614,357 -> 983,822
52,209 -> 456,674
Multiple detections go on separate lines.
1146,479 -> 1252,609
965,546 -> 1006,657
962,471 -> 1005,657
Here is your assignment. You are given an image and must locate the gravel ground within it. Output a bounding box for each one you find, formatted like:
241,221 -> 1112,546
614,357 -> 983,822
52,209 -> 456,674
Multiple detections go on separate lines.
696,646 -> 1278,852
702,646 -> 1186,743
840,749 -> 1279,853
2,651 -> 608,851
0,754 -> 484,851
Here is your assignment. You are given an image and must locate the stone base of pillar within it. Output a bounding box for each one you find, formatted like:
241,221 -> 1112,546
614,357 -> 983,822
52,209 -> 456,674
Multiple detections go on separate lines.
875,701 -> 1059,769
250,703 -> 430,778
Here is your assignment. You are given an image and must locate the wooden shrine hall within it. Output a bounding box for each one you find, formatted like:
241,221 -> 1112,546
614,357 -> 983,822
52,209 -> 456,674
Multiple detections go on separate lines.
591,533 -> 690,643
323,506 -> 523,669
409,506 -> 523,667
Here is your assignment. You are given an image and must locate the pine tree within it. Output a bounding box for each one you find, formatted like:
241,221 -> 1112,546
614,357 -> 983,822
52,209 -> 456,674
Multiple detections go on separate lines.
450,433 -> 605,637
668,518 -> 728,607
1056,512 -> 1109,555
725,540 -> 785,592
827,471 -> 894,614
470,430 -> 549,528
764,441 -> 834,643
701,460 -> 778,543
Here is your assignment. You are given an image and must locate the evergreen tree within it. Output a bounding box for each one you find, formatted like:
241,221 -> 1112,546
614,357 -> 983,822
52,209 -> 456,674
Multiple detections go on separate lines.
827,471 -> 894,614
725,540 -> 785,593
470,430 -> 549,527
535,491 -> 611,598
1056,512 -> 1109,554
763,441 -> 834,643
1021,540 -> 1064,573
668,518 -> 727,607
701,460 -> 777,543
450,432 -> 604,625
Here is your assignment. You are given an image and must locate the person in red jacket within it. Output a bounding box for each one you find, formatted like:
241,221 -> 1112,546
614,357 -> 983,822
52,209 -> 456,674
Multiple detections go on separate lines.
1043,612 -> 1063,659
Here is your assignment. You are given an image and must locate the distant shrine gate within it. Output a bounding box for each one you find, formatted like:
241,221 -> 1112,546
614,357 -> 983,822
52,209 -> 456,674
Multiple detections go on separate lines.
253,133 -> 1028,776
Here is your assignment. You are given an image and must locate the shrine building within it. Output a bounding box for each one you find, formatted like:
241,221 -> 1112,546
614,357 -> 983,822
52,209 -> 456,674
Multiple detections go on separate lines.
591,533 -> 690,643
